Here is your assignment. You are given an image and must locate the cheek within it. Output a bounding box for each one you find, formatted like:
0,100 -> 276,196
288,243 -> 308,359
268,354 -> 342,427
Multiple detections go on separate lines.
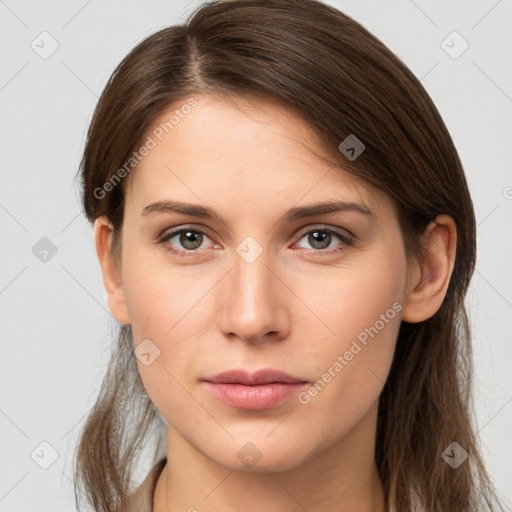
121,244 -> 194,339
292,248 -> 406,408
120,246 -> 210,403
292,282 -> 402,449
296,259 -> 405,355
123,266 -> 198,421
302,284 -> 401,391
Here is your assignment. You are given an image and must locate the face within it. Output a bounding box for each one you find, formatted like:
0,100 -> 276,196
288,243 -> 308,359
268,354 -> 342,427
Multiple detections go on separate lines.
112,94 -> 412,472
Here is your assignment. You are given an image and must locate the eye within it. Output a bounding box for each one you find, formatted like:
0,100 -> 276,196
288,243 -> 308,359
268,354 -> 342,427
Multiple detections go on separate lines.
294,227 -> 354,255
159,227 -> 215,255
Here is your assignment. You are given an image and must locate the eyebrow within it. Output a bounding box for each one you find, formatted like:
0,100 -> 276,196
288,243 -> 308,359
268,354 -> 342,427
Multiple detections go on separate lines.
141,199 -> 376,223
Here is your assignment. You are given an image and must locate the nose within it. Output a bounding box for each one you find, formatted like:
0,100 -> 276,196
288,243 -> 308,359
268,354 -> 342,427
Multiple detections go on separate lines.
218,248 -> 290,345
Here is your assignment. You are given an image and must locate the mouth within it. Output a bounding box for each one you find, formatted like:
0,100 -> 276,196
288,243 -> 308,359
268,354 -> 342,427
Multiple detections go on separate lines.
201,369 -> 309,410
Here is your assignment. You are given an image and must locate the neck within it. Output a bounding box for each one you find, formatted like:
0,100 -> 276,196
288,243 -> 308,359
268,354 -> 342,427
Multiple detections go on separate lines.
154,401 -> 386,512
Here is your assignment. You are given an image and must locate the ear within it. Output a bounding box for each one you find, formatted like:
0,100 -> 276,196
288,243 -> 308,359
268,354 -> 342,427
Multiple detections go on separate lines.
94,216 -> 130,325
402,214 -> 457,323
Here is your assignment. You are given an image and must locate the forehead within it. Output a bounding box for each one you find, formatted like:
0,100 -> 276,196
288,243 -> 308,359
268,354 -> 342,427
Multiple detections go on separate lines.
125,94 -> 392,218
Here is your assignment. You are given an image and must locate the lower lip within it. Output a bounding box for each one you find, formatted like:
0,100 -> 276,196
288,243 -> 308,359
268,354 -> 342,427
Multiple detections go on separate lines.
203,382 -> 308,410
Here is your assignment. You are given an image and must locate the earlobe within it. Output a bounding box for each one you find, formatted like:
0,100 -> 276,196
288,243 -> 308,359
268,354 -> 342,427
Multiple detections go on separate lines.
94,217 -> 131,325
402,214 -> 457,323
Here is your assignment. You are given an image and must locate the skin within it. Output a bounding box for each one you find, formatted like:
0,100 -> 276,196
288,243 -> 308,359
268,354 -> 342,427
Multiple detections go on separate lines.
95,94 -> 456,512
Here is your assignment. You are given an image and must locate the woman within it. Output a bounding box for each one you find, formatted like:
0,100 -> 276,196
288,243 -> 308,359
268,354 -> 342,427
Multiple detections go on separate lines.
73,0 -> 506,510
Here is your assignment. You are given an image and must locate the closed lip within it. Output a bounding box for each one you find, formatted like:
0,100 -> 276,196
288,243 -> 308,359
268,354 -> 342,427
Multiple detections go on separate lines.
201,369 -> 308,385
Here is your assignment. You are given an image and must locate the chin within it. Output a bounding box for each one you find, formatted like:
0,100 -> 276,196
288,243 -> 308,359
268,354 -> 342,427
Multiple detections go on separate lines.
206,437 -> 313,474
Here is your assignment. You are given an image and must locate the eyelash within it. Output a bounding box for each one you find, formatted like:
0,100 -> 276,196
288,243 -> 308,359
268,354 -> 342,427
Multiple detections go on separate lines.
157,225 -> 354,258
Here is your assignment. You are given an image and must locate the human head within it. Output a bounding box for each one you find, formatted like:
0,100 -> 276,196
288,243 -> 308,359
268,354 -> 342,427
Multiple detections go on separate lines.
74,2 -> 502,511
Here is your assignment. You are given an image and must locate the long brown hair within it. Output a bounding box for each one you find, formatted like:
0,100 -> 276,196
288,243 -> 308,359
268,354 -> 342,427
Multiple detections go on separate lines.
74,1 -> 506,510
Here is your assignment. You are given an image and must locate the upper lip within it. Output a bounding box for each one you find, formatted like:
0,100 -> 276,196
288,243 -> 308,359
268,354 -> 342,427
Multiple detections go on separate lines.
202,369 -> 308,385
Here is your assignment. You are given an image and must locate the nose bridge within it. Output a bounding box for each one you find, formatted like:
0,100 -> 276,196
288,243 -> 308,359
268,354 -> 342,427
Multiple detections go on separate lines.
234,247 -> 271,303
220,240 -> 287,342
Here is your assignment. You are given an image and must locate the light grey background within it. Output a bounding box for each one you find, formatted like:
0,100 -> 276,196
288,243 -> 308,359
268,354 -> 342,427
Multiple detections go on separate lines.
1,0 -> 511,510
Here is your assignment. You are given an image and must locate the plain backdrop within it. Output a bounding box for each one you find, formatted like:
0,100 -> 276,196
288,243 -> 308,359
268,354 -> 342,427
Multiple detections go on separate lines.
1,0 -> 511,510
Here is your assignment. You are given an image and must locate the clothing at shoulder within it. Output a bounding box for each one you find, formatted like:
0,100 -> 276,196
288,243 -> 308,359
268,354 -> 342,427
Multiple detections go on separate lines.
121,458 -> 167,512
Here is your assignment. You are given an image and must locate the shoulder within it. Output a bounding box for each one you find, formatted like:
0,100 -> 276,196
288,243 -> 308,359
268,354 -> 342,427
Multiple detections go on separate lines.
121,458 -> 167,512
